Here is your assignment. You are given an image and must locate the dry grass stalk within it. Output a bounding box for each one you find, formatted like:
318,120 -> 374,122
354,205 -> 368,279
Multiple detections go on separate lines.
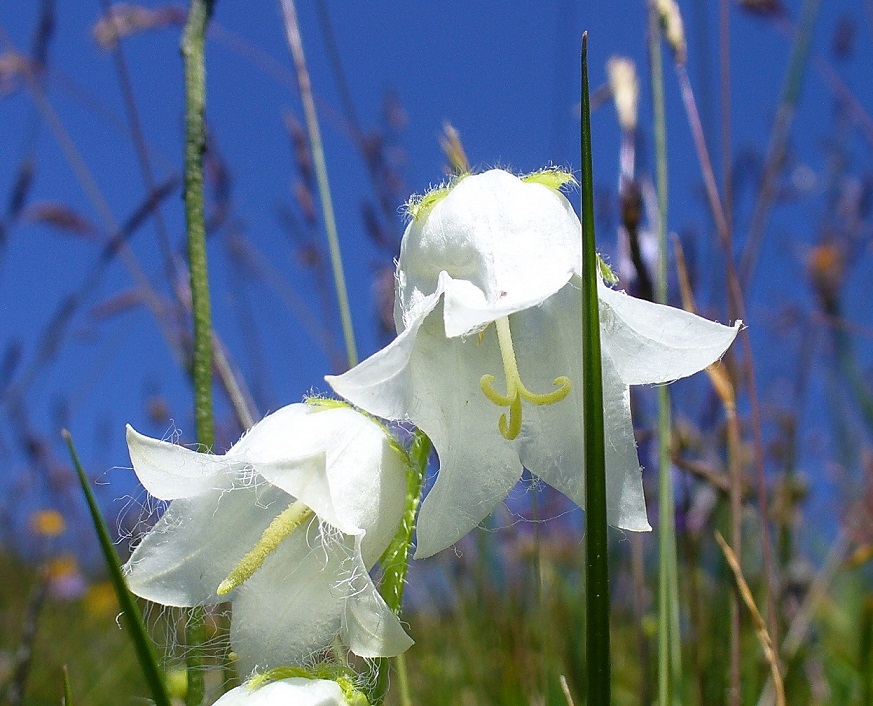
715,531 -> 785,706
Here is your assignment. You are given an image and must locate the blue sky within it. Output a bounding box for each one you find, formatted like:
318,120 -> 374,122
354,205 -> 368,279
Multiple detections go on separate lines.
2,1 -> 872,557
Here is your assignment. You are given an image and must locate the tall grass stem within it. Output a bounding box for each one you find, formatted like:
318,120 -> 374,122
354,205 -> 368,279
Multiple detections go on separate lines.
647,6 -> 682,703
279,0 -> 358,369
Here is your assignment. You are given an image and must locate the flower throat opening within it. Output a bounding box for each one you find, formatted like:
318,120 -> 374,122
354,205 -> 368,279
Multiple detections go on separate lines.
217,500 -> 314,595
479,316 -> 572,440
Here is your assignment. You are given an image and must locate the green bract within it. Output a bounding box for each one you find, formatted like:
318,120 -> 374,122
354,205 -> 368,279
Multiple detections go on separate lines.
122,403 -> 413,675
328,169 -> 741,558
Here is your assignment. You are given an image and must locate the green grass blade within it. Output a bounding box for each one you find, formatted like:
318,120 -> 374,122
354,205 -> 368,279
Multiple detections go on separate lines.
62,666 -> 73,706
64,430 -> 172,706
580,33 -> 611,706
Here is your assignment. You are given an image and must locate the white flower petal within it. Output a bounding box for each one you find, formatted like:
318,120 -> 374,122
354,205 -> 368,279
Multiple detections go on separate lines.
228,404 -> 327,462
331,299 -> 522,559
398,170 -> 580,336
439,271 -> 561,339
316,407 -> 407,555
230,526 -> 412,674
407,311 -> 523,558
255,454 -> 347,533
327,292 -> 440,423
230,526 -> 348,674
256,409 -> 407,565
212,678 -> 348,706
514,282 -> 650,531
600,349 -> 651,531
598,281 -> 740,385
124,482 -> 292,606
342,536 -> 415,658
126,425 -> 230,499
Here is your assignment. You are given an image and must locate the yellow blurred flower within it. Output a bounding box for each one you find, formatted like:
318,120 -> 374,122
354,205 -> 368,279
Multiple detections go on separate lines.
30,509 -> 66,537
83,581 -> 118,617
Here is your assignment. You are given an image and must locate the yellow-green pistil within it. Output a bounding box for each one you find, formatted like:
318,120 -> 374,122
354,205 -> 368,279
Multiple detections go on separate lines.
217,500 -> 314,595
479,316 -> 572,440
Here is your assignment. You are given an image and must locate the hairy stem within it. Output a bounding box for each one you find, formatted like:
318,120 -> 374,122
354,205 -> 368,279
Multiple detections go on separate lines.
181,1 -> 217,702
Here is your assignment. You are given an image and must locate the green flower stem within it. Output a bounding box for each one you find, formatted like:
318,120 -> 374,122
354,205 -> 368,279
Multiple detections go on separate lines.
65,431 -> 172,706
648,6 -> 683,704
580,34 -> 611,706
182,2 -> 217,703
279,0 -> 358,369
182,0 -> 217,451
372,430 -> 432,705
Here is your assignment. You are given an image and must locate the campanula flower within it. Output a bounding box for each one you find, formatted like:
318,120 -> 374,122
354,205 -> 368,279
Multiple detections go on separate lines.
328,169 -> 740,558
123,402 -> 412,675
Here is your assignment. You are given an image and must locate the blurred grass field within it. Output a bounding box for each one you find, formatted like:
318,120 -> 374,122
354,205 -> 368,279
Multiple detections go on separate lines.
3,513 -> 872,704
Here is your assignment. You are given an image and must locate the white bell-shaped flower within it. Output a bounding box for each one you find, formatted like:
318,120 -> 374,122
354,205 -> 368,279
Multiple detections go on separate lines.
122,403 -> 413,675
212,677 -> 363,706
328,169 -> 740,558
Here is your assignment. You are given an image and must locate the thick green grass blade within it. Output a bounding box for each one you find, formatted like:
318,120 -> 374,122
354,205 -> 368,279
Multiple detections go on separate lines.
580,33 -> 612,706
64,430 -> 172,706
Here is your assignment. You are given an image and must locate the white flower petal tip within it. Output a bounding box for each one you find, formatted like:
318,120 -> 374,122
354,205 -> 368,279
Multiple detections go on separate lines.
212,678 -> 356,706
598,282 -> 742,385
342,548 -> 415,657
123,403 -> 409,669
125,424 -> 226,500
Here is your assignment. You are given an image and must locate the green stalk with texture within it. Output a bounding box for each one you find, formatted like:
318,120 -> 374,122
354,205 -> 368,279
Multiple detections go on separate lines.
371,430 -> 432,705
182,1 -> 217,703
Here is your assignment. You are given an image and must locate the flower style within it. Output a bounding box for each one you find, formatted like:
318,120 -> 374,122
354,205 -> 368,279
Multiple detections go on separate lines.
327,169 -> 741,558
212,677 -> 364,706
122,402 -> 413,675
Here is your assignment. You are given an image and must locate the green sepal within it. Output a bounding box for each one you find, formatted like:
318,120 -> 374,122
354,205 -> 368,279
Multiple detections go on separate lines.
521,166 -> 577,191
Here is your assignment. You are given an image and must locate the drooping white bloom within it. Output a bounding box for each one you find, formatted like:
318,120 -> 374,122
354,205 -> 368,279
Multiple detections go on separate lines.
212,677 -> 361,706
328,169 -> 740,558
122,403 -> 413,675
